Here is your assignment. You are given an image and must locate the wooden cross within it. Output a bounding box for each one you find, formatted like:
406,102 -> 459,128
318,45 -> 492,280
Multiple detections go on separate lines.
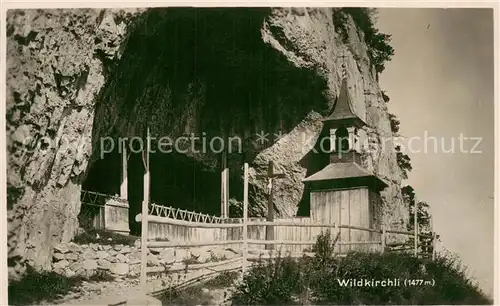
257,160 -> 285,250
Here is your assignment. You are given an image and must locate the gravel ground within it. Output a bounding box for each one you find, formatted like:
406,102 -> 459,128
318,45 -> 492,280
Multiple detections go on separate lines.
44,277 -> 142,305
48,267 -> 241,305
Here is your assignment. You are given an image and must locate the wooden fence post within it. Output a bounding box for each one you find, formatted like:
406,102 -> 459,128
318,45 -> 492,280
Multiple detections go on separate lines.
120,141 -> 128,200
333,222 -> 339,254
381,225 -> 386,254
430,215 -> 436,261
221,150 -> 229,218
431,232 -> 436,261
413,202 -> 418,257
242,163 -> 249,274
140,126 -> 150,292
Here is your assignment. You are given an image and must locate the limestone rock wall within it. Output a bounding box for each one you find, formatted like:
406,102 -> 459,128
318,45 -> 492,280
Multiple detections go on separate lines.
250,8 -> 407,229
6,7 -> 407,276
6,8 -> 144,273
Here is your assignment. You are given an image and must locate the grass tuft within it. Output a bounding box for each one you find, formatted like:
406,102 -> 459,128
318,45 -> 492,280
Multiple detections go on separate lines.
231,231 -> 492,305
205,271 -> 240,288
71,228 -> 137,246
160,285 -> 213,306
9,266 -> 118,305
8,266 -> 84,305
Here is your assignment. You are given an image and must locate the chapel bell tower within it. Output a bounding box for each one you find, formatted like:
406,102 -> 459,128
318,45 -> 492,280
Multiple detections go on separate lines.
303,76 -> 388,252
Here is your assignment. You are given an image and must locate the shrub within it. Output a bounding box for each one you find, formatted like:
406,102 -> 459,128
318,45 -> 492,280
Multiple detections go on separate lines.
388,113 -> 400,134
395,145 -> 412,179
160,285 -> 213,306
333,8 -> 395,74
72,228 -> 137,246
382,90 -> 390,102
312,252 -> 491,305
8,265 -> 122,305
311,229 -> 336,262
231,235 -> 492,305
205,270 -> 240,288
231,253 -> 307,305
8,266 -> 84,305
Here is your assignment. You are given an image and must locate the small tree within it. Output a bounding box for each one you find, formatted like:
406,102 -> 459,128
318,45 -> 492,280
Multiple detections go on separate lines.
388,113 -> 400,134
333,8 -> 395,74
381,90 -> 390,103
403,185 -> 434,254
395,145 -> 412,179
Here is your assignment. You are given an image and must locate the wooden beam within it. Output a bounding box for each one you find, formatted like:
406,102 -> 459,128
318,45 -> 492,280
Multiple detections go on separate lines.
224,151 -> 229,218
385,229 -> 415,236
247,240 -> 317,245
146,257 -> 242,273
120,142 -> 128,200
260,160 -> 285,250
242,162 -> 249,274
221,151 -> 225,218
247,252 -> 316,260
135,214 -> 244,228
140,126 -> 150,292
220,149 -> 230,218
265,165 -> 274,251
414,201 -> 418,257
147,240 -> 242,248
245,240 -> 382,246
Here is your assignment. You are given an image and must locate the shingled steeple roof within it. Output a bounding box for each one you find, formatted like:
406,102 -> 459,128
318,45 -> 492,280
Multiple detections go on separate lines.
322,77 -> 366,128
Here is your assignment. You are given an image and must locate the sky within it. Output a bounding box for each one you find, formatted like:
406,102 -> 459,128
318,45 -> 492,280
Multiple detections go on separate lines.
376,8 -> 494,296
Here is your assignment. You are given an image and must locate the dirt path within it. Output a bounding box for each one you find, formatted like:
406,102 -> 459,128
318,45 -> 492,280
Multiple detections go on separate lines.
158,274 -> 239,306
50,263 -> 242,305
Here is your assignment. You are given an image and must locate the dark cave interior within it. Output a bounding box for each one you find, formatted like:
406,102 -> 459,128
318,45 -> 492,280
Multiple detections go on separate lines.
81,7 -> 330,233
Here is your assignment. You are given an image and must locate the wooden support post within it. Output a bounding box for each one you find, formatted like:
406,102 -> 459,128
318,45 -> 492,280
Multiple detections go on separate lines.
430,215 -> 436,261
347,126 -> 357,152
258,161 -> 285,250
265,170 -> 274,251
381,225 -> 386,254
221,150 -> 229,218
221,154 -> 224,217
242,163 -> 249,274
414,202 -> 418,257
120,141 -> 128,200
225,157 -> 229,218
431,232 -> 436,261
140,127 -> 150,292
329,128 -> 337,153
333,222 -> 339,255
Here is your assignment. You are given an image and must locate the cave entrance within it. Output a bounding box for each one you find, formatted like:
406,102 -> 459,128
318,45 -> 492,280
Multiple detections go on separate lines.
80,136 -> 230,236
150,152 -> 221,214
78,142 -> 125,233
82,7 -> 330,233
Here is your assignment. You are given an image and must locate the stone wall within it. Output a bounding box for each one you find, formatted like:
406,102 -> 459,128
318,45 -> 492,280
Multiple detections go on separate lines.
50,241 -> 241,280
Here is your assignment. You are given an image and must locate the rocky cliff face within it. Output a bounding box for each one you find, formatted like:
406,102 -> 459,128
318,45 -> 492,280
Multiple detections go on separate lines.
249,8 -> 406,226
6,7 -> 407,276
6,8 -> 144,275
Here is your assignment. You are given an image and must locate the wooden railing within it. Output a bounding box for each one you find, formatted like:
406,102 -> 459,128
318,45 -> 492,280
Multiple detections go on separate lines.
136,212 -> 436,294
79,190 -> 128,231
149,203 -> 224,224
135,162 -> 437,293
